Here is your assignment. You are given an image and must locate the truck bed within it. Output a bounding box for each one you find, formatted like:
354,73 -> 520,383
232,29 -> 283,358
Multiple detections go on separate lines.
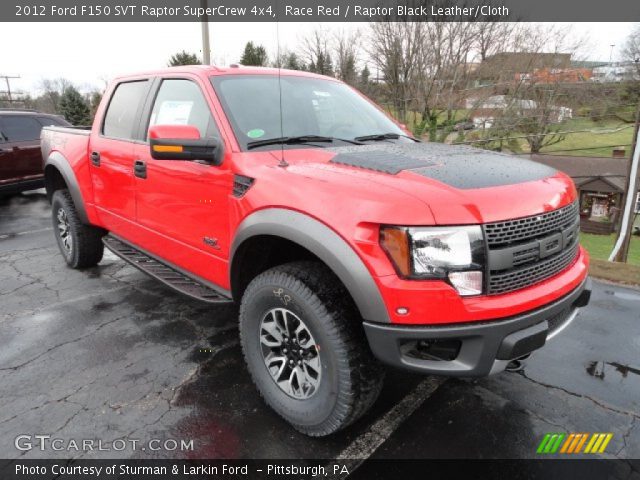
41,126 -> 91,165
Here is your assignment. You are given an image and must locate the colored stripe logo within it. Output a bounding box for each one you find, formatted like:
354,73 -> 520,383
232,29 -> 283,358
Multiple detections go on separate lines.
537,433 -> 613,454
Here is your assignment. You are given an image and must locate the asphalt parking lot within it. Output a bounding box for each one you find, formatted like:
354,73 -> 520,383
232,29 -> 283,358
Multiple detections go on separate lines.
1,191 -> 639,466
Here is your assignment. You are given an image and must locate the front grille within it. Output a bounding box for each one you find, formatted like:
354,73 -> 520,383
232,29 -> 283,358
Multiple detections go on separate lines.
485,201 -> 579,248
485,201 -> 580,295
488,241 -> 578,294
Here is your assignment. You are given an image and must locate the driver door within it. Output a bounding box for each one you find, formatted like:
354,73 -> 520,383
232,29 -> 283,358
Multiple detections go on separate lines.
132,76 -> 233,287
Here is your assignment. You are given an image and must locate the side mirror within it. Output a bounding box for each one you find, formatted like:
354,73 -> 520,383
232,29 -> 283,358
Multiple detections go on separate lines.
148,125 -> 223,166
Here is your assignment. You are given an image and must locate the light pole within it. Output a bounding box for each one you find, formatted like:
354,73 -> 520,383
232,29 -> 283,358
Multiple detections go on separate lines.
200,0 -> 211,65
608,44 -> 615,64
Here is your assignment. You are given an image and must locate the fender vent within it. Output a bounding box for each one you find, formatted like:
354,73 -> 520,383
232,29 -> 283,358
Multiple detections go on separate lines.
233,174 -> 254,197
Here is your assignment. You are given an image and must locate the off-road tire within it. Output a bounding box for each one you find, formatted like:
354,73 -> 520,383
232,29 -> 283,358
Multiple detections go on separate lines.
239,261 -> 385,436
51,189 -> 104,269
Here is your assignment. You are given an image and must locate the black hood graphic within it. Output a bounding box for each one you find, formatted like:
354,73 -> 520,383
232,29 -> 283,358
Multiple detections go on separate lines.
328,143 -> 558,189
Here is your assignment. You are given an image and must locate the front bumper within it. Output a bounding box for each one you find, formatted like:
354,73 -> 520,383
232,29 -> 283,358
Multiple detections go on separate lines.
363,277 -> 591,376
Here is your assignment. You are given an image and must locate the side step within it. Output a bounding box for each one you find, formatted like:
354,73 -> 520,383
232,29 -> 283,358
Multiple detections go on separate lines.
102,235 -> 232,304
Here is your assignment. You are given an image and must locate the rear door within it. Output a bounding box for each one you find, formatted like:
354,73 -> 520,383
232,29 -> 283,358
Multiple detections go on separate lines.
89,79 -> 151,233
0,115 -> 43,184
0,119 -> 14,184
132,76 -> 233,287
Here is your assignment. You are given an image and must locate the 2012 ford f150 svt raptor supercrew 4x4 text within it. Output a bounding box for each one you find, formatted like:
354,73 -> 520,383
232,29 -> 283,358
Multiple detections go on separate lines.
41,66 -> 591,436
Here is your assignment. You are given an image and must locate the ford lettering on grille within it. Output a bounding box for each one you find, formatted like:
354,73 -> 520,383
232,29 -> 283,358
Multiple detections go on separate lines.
484,201 -> 580,295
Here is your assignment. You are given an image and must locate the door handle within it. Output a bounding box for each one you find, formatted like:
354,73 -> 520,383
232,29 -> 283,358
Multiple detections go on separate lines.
90,151 -> 101,166
134,160 -> 147,179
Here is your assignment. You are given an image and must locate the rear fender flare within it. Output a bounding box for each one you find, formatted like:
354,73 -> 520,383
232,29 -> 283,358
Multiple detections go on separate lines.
44,152 -> 89,224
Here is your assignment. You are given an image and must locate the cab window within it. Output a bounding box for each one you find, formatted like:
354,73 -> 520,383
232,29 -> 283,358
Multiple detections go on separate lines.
102,80 -> 149,140
148,79 -> 219,139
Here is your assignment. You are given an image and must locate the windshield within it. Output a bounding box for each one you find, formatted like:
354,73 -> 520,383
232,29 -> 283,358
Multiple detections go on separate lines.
210,74 -> 407,150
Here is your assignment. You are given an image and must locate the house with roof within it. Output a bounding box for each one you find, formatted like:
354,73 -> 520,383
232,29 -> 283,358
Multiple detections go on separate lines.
530,154 -> 639,235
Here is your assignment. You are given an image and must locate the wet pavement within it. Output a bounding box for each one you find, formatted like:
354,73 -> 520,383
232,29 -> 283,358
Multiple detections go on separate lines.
1,191 -> 639,465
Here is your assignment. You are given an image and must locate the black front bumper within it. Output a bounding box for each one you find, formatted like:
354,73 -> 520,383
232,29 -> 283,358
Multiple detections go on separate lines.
363,277 -> 591,377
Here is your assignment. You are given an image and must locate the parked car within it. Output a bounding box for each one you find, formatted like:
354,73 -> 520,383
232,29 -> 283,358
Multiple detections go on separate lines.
41,66 -> 591,436
0,109 -> 70,195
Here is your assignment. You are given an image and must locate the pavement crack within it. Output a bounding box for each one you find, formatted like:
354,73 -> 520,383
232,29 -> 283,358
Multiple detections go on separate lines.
519,371 -> 640,420
0,315 -> 128,371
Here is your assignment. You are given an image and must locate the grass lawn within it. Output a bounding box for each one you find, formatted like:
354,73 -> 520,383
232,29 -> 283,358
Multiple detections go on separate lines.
580,233 -> 640,265
533,118 -> 635,157
580,233 -> 640,286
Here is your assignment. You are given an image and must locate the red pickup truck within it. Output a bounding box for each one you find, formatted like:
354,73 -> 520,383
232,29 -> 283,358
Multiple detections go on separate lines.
41,66 -> 590,436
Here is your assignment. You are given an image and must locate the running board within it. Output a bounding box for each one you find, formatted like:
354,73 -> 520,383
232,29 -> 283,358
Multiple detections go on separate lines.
102,235 -> 232,304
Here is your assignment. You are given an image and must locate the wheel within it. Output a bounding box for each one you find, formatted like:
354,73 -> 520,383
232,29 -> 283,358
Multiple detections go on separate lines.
239,261 -> 385,436
51,189 -> 105,269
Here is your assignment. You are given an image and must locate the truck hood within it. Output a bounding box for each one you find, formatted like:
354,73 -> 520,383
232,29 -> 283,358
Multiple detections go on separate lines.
274,142 -> 577,224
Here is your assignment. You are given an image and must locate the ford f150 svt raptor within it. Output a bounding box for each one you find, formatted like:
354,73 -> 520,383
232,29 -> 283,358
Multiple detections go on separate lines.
41,66 -> 591,436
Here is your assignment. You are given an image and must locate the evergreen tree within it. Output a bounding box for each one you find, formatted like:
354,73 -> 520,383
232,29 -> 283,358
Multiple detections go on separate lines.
59,86 -> 91,126
168,51 -> 201,66
283,52 -> 305,70
88,91 -> 103,121
310,51 -> 333,76
360,65 -> 371,86
240,42 -> 269,66
340,54 -> 357,85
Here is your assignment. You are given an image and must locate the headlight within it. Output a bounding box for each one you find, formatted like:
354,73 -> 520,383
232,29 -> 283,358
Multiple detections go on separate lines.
380,225 -> 485,296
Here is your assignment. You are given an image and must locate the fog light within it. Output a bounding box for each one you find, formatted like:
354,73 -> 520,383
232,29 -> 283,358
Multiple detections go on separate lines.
396,307 -> 409,315
448,271 -> 483,296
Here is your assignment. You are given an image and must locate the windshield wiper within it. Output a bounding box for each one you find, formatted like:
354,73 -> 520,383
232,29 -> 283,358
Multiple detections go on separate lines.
247,135 -> 334,149
247,135 -> 364,149
354,132 -> 417,142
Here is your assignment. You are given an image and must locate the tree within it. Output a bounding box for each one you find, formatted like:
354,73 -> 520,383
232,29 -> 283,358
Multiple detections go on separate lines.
622,23 -> 640,77
334,30 -> 359,85
39,78 -> 73,113
168,51 -> 201,66
360,65 -> 371,86
88,90 -> 103,121
301,30 -> 334,76
59,86 -> 91,125
240,41 -> 268,66
273,51 -> 305,70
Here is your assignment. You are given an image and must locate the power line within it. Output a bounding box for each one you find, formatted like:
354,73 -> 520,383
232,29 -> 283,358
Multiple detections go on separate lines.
453,124 -> 634,145
513,143 -> 633,155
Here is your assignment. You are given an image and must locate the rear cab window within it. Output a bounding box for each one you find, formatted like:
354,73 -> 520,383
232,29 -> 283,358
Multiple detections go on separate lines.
102,80 -> 150,140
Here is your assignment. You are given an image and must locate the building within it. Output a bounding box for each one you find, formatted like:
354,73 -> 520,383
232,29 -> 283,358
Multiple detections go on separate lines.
591,62 -> 640,83
530,154 -> 640,235
466,95 -> 572,129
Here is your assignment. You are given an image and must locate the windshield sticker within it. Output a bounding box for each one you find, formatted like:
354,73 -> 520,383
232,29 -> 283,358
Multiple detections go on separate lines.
247,128 -> 265,139
313,91 -> 331,97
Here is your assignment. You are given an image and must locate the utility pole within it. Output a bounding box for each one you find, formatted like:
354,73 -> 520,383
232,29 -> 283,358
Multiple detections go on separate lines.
0,74 -> 20,104
200,0 -> 211,65
610,97 -> 640,262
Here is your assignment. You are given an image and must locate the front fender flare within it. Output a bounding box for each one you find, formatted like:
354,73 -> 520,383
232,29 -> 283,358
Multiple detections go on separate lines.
44,152 -> 89,224
231,208 -> 390,324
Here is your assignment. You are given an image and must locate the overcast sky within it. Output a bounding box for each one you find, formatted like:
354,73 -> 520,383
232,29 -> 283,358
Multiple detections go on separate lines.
0,22 -> 635,96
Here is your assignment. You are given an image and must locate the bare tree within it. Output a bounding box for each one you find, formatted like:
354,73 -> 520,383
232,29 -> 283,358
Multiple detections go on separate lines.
367,22 -> 423,123
622,23 -> 640,76
471,24 -> 591,153
334,29 -> 360,86
39,78 -> 73,113
300,29 -> 334,76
